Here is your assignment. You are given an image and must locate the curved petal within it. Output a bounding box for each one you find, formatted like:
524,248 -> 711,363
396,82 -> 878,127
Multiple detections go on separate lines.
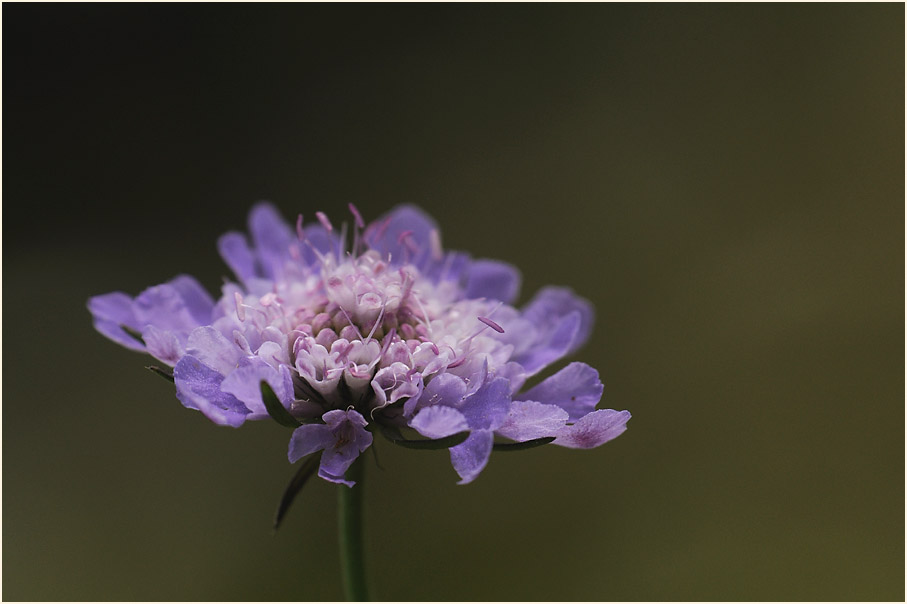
87,292 -> 146,351
141,325 -> 184,366
496,400 -> 568,442
217,231 -> 257,283
173,355 -> 250,427
410,405 -> 469,439
512,311 -> 581,376
186,326 -> 243,375
449,429 -> 494,485
132,283 -> 203,334
405,372 -> 467,417
455,377 -> 511,430
220,357 -> 294,418
248,202 -> 294,279
553,409 -> 631,449
318,410 -> 373,486
518,362 -> 603,421
422,250 -> 471,285
168,275 -> 215,325
365,205 -> 438,263
464,259 -> 521,304
288,423 -> 334,463
522,286 -> 594,356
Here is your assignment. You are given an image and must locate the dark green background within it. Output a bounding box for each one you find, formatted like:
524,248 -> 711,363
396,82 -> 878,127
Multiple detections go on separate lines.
4,4 -> 903,601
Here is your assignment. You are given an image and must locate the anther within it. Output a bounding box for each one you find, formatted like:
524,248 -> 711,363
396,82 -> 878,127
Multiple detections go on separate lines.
316,211 -> 333,233
234,292 -> 246,321
348,203 -> 365,229
477,316 -> 505,333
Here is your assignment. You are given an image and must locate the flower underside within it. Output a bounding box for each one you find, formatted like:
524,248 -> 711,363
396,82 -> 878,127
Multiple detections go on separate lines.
89,203 -> 630,485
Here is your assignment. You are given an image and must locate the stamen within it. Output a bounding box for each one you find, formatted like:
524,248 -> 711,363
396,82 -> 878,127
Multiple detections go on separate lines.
296,214 -> 305,241
337,220 -> 348,262
429,228 -> 443,261
348,203 -> 365,229
397,231 -> 420,263
348,203 -> 363,256
477,316 -> 505,333
447,356 -> 467,368
316,211 -> 333,233
234,292 -> 246,321
411,291 -> 434,337
337,305 -> 364,340
302,237 -> 327,265
365,297 -> 388,343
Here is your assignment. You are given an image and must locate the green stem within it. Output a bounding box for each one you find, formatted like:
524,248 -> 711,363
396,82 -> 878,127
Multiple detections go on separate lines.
339,456 -> 368,601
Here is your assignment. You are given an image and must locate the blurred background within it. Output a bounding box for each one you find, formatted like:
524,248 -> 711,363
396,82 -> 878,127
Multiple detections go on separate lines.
3,4 -> 903,601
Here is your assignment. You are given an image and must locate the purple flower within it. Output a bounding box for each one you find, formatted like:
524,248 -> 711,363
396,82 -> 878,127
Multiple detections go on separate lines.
89,202 -> 630,485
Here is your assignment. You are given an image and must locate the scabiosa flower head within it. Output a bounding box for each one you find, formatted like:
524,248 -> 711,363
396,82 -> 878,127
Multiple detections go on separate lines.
89,203 -> 630,485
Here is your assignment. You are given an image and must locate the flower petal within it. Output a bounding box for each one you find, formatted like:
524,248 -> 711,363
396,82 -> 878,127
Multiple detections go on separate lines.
449,429 -> 494,484
518,287 -> 594,373
87,292 -> 145,351
301,223 -> 338,266
167,275 -> 215,325
410,406 -> 469,439
318,410 -> 373,486
455,377 -> 511,430
366,205 -> 437,262
288,423 -> 334,463
405,372 -> 467,417
220,357 -> 294,418
132,282 -> 204,334
248,202 -> 294,279
173,355 -> 250,427
512,311 -> 581,376
141,325 -> 184,367
518,362 -> 604,421
553,409 -> 631,449
464,259 -> 521,304
217,231 -> 257,283
186,326 -> 243,375
496,400 -> 568,442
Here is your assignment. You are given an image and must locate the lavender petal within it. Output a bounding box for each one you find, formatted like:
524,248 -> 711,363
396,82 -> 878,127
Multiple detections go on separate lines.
173,355 -> 250,427
87,292 -> 145,351
496,400 -> 569,442
518,362 -> 604,421
449,429 -> 494,485
465,259 -> 521,304
455,376 -> 512,430
410,405 -> 469,439
217,232 -> 258,283
553,409 -> 631,449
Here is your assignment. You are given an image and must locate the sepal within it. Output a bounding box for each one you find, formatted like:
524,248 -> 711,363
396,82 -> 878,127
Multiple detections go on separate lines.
273,452 -> 321,531
379,424 -> 470,450
261,381 -> 302,428
146,365 -> 175,382
492,436 -> 555,452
